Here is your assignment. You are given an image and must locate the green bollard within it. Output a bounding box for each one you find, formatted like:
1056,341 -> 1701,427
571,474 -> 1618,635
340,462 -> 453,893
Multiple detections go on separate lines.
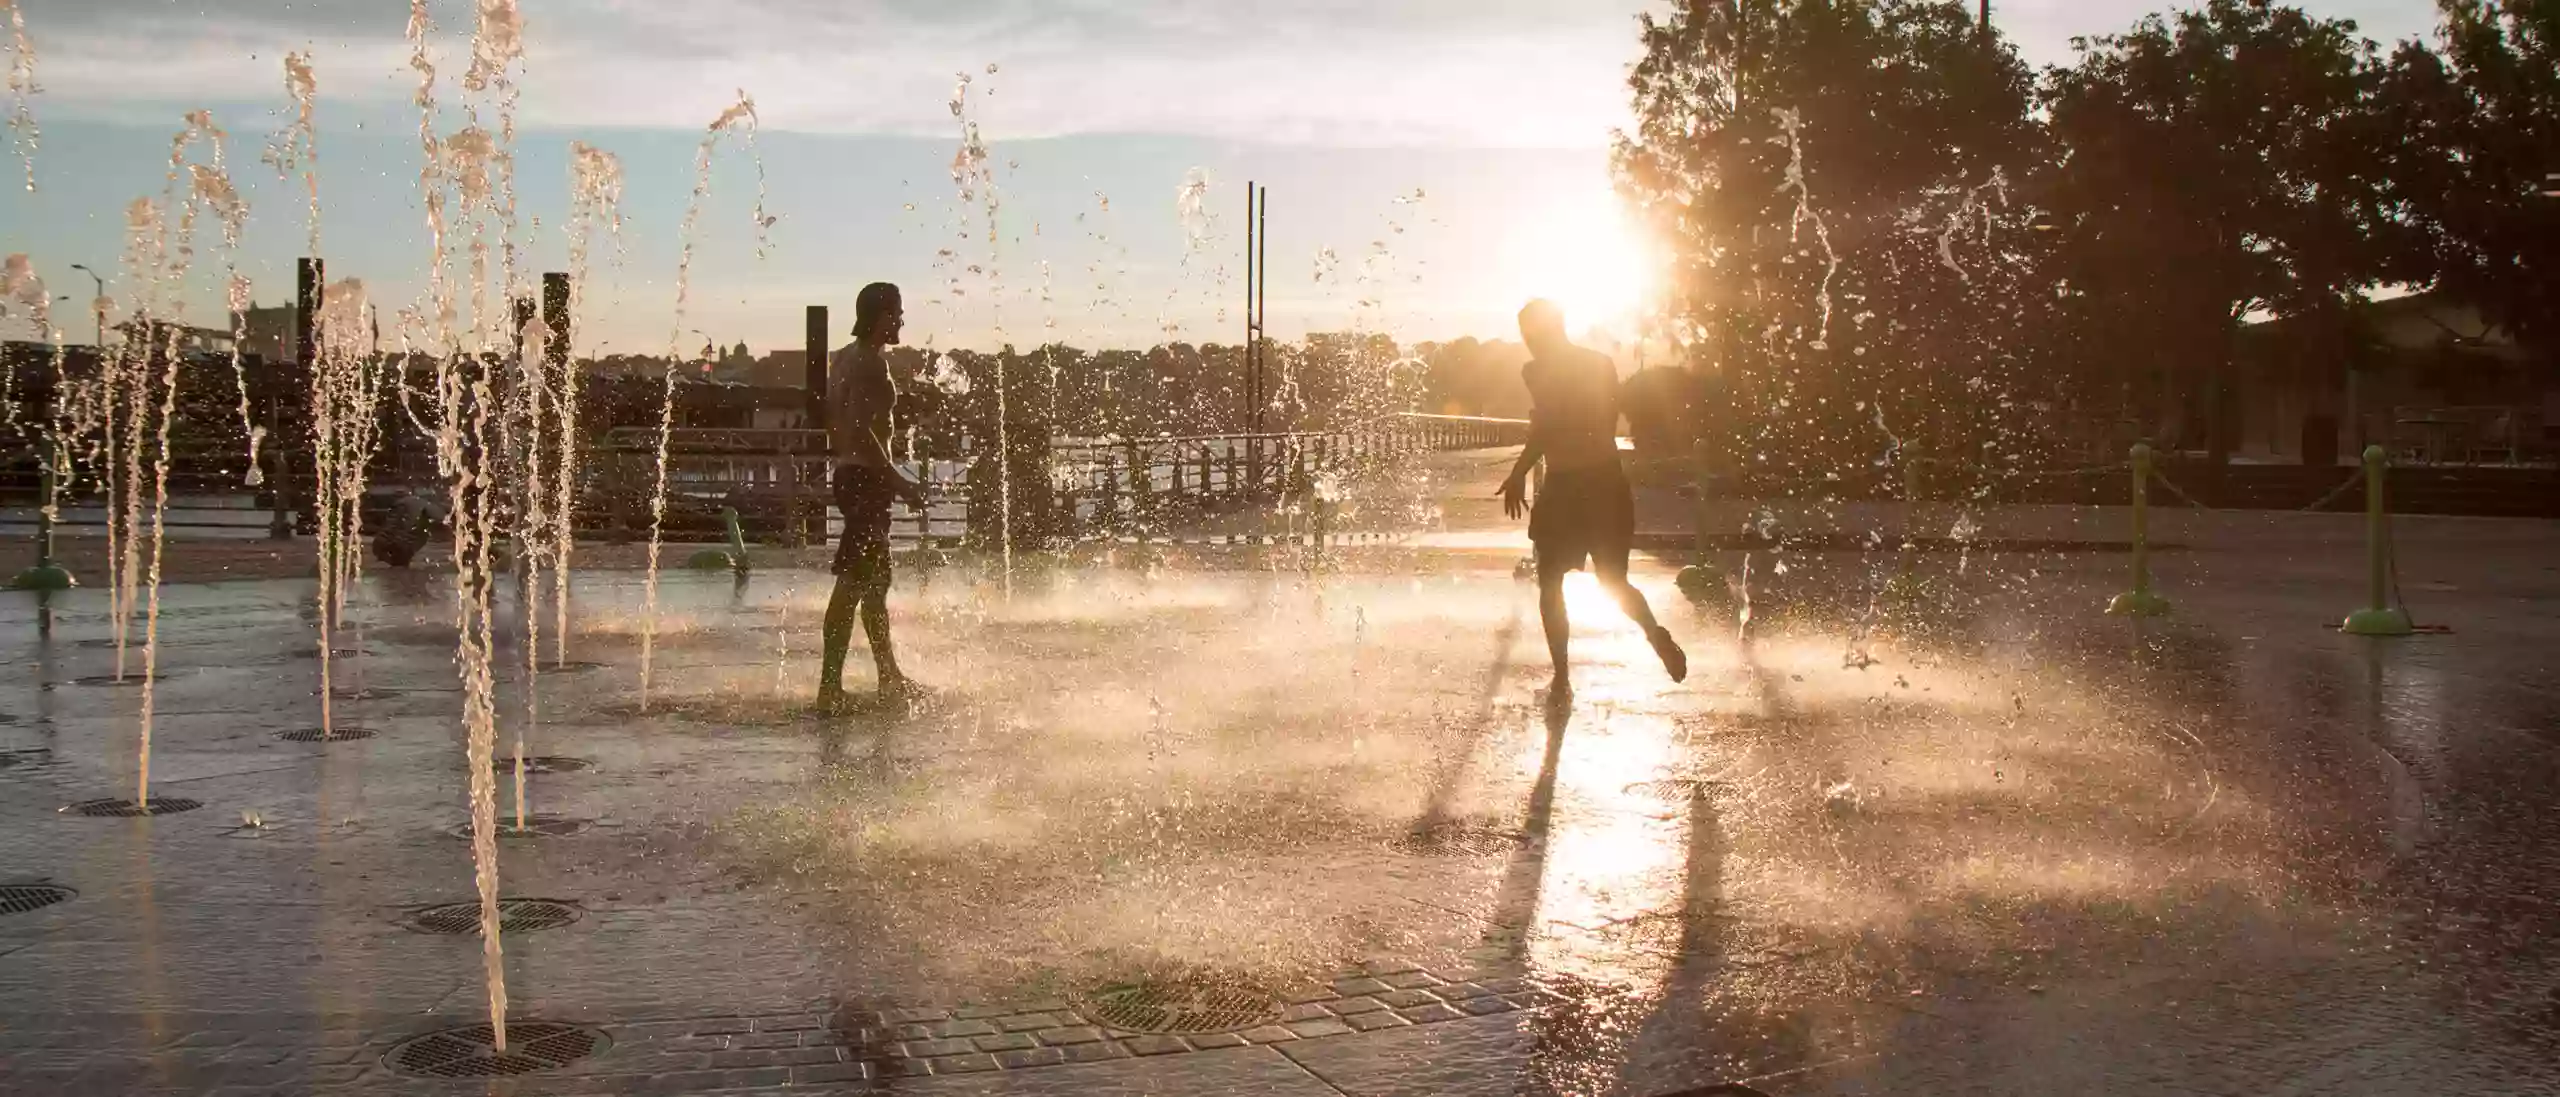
2106,443 -> 2171,617
2341,445 -> 2413,636
685,506 -> 750,574
9,461 -> 78,592
1675,436 -> 1722,599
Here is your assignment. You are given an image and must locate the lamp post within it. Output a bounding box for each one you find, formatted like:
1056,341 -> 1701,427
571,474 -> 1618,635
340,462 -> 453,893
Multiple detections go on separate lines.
68,263 -> 105,348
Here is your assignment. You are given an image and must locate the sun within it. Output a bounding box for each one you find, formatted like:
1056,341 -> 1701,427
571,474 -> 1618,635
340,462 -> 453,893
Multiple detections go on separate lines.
1498,188 -> 1655,338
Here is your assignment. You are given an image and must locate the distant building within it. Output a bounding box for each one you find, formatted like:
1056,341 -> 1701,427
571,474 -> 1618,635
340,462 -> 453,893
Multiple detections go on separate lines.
237,302 -> 296,365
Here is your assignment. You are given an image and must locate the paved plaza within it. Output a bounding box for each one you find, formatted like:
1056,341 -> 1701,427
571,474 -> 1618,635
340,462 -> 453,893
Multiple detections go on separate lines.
2,472 -> 2556,1095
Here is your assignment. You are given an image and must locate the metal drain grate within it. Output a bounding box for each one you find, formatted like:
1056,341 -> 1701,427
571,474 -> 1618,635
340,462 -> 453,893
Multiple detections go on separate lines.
447,815 -> 590,840
406,898 -> 582,935
1624,778 -> 1721,801
492,756 -> 589,774
279,727 -> 377,742
1391,825 -> 1524,857
61,797 -> 203,817
1079,977 -> 1284,1034
0,883 -> 75,916
383,1020 -> 608,1078
56,673 -> 172,688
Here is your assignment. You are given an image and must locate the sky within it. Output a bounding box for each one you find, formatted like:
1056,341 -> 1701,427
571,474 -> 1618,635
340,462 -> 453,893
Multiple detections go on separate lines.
1,0 -> 2438,355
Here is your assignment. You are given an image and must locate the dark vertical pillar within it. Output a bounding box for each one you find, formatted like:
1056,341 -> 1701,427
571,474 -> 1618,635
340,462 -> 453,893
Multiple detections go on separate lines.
511,296 -> 537,358
278,257 -> 321,540
295,258 -> 322,373
542,273 -> 572,357
804,305 -> 829,433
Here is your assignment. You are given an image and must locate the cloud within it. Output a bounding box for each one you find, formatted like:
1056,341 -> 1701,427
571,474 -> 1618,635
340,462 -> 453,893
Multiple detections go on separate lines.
28,0 -> 1659,146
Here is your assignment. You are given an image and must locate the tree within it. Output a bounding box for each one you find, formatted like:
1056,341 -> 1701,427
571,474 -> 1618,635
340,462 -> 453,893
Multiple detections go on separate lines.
2377,1 -> 2559,359
2041,0 -> 2396,470
1615,1 -> 2047,487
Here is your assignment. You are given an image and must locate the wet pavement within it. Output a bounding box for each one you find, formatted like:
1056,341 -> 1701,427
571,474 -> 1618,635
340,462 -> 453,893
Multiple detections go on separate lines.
1,489 -> 2556,1094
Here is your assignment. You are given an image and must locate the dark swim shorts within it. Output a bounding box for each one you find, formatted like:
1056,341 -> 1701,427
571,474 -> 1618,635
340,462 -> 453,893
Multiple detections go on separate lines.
832,463 -> 897,584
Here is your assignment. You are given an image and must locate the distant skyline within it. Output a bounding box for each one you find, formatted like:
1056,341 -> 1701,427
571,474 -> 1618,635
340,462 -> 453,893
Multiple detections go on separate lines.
3,1 -> 2438,353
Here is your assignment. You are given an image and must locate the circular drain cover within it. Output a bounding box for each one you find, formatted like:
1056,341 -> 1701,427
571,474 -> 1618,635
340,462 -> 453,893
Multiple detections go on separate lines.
1624,778 -> 1720,801
1079,977 -> 1283,1034
447,815 -> 590,840
61,797 -> 203,818
1391,825 -> 1523,857
406,898 -> 581,935
279,727 -> 376,742
56,673 -> 173,688
0,883 -> 76,916
383,1020 -> 608,1078
492,756 -> 589,774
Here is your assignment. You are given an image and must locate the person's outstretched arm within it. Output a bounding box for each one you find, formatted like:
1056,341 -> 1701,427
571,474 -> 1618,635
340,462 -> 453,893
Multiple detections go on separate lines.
1500,423 -> 1545,521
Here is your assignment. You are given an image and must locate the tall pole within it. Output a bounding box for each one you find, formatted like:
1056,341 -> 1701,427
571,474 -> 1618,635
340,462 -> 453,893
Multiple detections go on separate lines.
1245,181 -> 1260,492
1257,184 -> 1268,427
1244,181 -> 1258,436
71,263 -> 105,348
804,305 -> 828,432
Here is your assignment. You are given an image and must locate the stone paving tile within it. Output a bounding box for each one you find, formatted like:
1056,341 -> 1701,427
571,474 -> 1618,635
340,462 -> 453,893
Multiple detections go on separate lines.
791,1061 -> 874,1085
936,1018 -> 1003,1038
932,1051 -> 1001,1073
1345,1010 -> 1412,1032
995,1046 -> 1067,1069
1332,976 -> 1393,997
1380,970 -> 1444,989
891,1045 -> 1336,1096
1057,1039 -> 1132,1063
903,1037 -> 976,1057
1400,1003 -> 1465,1024
972,1032 -> 1037,1053
1375,987 -> 1443,1009
1032,1025 -> 1103,1046
1240,1025 -> 1298,1044
1455,995 -> 1518,1017
1184,1032 -> 1248,1050
1283,1011 -> 1533,1097
1329,995 -> 1389,1015
1123,1034 -> 1188,1056
1286,1017 -> 1357,1039
996,1011 -> 1072,1031
1280,1002 -> 1334,1022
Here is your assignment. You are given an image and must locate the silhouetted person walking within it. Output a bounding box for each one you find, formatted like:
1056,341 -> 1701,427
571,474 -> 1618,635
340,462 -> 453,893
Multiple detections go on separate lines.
1498,299 -> 1686,700
818,282 -> 929,713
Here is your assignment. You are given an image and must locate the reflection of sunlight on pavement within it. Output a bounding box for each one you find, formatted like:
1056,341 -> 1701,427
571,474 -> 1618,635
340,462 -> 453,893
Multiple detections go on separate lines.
1526,705 -> 1692,986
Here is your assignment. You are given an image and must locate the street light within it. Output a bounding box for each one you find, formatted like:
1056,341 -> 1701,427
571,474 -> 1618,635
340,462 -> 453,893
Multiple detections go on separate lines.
68,263 -> 106,348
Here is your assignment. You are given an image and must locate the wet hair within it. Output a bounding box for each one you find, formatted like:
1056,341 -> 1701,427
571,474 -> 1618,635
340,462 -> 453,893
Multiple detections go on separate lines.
852,282 -> 903,338
1517,298 -> 1565,340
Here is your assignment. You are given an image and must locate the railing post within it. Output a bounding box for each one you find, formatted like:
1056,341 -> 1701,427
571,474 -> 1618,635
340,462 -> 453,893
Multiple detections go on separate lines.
2106,442 -> 2171,617
2342,444 -> 2414,635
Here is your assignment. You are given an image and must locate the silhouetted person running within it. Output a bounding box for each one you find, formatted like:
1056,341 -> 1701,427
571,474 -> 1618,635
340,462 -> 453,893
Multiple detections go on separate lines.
1498,299 -> 1686,700
818,282 -> 929,713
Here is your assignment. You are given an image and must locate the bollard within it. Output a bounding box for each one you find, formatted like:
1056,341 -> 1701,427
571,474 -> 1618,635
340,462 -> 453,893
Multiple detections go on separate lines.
2341,444 -> 2414,636
2106,442 -> 2171,617
1674,435 -> 1720,599
1883,446 -> 1927,607
9,460 -> 77,592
